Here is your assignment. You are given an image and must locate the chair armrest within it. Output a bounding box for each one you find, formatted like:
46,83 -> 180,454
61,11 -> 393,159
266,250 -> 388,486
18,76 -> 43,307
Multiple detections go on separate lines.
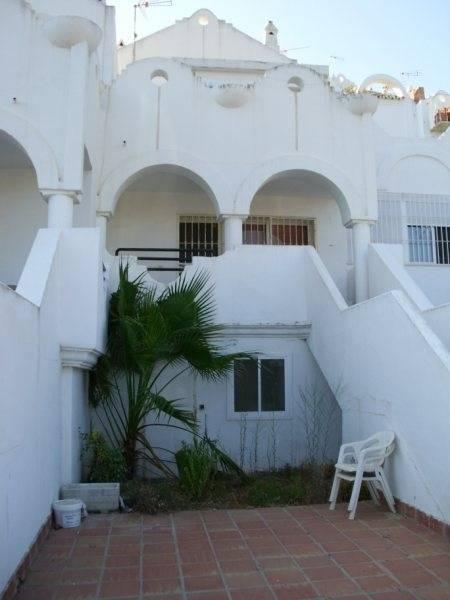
337,441 -> 362,464
359,444 -> 388,467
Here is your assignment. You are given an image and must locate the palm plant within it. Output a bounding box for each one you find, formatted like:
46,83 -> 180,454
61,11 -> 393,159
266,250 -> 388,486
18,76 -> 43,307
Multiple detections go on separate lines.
89,264 -> 246,479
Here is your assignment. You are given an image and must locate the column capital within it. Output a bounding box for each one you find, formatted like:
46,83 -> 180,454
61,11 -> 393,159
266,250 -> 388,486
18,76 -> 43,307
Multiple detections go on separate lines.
40,189 -> 81,205
219,213 -> 248,222
345,218 -> 377,229
96,210 -> 113,221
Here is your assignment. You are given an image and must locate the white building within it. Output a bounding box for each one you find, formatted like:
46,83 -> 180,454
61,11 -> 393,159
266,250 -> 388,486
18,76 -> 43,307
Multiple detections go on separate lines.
1,1 -> 450,592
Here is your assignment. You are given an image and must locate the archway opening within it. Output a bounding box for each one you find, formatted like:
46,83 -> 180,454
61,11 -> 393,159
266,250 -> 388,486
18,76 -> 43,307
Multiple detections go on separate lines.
247,169 -> 351,298
0,130 -> 47,286
107,165 -> 220,283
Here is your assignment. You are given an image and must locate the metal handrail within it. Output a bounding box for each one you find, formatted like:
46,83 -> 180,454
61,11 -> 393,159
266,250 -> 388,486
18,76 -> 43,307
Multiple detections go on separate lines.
115,247 -> 216,273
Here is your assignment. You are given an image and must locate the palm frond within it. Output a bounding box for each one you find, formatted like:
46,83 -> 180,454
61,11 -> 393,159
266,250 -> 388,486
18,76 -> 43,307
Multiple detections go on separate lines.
144,394 -> 197,429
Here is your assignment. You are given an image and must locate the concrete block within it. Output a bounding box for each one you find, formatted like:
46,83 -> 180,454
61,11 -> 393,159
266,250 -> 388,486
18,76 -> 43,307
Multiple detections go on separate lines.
60,483 -> 120,512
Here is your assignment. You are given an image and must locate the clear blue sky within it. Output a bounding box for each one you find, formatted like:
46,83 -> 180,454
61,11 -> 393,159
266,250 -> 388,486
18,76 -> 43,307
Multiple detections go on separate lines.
110,0 -> 450,94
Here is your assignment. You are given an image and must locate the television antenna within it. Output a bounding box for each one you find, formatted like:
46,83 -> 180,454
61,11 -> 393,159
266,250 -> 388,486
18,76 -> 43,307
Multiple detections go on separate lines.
133,1 -> 173,62
400,70 -> 423,77
329,55 -> 344,74
282,45 -> 311,54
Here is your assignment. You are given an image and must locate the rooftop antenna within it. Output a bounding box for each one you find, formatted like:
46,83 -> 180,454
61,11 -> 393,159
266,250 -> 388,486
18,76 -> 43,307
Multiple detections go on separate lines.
132,1 -> 173,62
400,70 -> 423,87
400,70 -> 423,78
282,45 -> 311,54
329,54 -> 344,74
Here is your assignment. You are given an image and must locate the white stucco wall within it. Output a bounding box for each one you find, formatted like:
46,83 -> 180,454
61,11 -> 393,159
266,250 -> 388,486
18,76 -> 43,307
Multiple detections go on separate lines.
107,181 -> 350,296
305,247 -> 450,524
406,266 -> 450,306
386,156 -> 450,195
144,336 -> 341,473
118,9 -> 292,71
250,191 -> 349,298
190,246 -> 309,325
1,2 -> 450,591
0,228 -> 105,592
373,99 -> 418,138
0,170 -> 47,284
108,191 -> 214,247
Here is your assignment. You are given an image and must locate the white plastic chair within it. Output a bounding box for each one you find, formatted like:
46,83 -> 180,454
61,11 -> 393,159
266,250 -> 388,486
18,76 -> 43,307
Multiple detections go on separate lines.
329,431 -> 396,520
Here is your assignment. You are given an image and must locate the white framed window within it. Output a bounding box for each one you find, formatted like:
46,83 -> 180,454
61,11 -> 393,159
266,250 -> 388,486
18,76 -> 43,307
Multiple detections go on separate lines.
228,357 -> 291,420
243,216 -> 315,247
407,225 -> 450,264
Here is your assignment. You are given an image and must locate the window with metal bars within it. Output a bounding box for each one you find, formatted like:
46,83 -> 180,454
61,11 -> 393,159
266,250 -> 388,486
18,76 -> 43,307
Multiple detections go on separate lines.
407,225 -> 450,264
243,216 -> 315,247
178,216 -> 220,263
371,193 -> 450,266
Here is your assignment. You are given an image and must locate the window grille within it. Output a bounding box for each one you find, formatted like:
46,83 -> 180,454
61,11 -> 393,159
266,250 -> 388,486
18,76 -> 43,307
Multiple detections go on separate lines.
372,192 -> 450,265
178,215 -> 220,263
243,216 -> 315,247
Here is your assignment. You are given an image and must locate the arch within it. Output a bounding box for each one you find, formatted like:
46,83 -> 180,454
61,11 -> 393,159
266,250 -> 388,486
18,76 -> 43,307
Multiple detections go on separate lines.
378,144 -> 450,191
98,151 -> 233,216
235,155 -> 362,225
359,74 -> 407,98
0,109 -> 60,189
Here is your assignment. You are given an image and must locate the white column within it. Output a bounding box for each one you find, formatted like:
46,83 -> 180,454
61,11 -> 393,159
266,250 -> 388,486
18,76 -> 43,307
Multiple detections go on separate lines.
352,220 -> 373,303
45,191 -> 78,228
64,41 -> 89,189
222,215 -> 245,252
96,211 -> 111,249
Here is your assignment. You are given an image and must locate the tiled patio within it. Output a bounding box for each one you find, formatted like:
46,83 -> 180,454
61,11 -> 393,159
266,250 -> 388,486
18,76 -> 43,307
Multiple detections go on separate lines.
16,502 -> 449,600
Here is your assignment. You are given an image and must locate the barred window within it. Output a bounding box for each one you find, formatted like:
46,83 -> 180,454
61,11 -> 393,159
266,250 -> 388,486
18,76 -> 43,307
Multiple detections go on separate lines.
243,216 -> 315,247
179,216 -> 219,263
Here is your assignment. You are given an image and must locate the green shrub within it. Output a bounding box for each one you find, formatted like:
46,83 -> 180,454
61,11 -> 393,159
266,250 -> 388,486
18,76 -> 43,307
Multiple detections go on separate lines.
80,431 -> 126,483
175,439 -> 217,500
243,473 -> 305,507
121,479 -> 186,513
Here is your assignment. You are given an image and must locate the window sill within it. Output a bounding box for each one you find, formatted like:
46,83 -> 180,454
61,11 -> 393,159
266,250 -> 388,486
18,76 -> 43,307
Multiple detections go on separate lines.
227,412 -> 293,422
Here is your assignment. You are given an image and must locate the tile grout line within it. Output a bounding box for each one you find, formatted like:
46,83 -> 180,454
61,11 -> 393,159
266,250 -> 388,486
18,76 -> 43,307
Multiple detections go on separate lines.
171,513 -> 187,600
226,508 -> 277,600
311,507 -> 377,598
319,505 -> 442,599
314,506 -> 410,597
94,515 -> 113,600
259,506 -> 337,599
199,510 -> 232,600
139,513 -> 144,600
350,510 -> 449,598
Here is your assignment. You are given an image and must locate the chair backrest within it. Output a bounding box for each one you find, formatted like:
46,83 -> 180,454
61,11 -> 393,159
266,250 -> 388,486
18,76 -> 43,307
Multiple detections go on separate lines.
359,431 -> 396,466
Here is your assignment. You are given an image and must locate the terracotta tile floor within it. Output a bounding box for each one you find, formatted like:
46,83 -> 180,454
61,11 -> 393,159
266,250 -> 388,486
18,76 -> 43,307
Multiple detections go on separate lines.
16,502 -> 449,599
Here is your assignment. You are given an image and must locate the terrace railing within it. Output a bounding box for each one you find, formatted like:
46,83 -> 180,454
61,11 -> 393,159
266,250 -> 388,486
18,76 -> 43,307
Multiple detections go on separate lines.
114,247 -> 216,273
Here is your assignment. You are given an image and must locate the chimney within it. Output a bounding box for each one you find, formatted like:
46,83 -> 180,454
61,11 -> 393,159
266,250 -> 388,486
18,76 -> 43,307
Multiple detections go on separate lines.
410,86 -> 425,103
265,20 -> 279,52
414,87 -> 425,104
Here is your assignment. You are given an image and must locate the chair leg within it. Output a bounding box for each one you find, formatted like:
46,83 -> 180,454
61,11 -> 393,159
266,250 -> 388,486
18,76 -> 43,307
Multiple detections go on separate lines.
366,481 -> 381,506
348,472 -> 363,520
378,469 -> 396,513
329,471 -> 341,510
